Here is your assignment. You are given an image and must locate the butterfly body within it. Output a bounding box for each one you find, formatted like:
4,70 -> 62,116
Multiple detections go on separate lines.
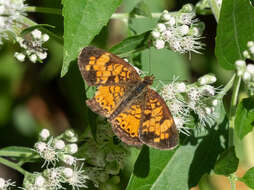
78,46 -> 178,150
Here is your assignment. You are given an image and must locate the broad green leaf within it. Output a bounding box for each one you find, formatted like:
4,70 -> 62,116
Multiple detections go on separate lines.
110,31 -> 150,56
214,146 -> 239,175
239,167 -> 254,189
126,117 -> 228,190
215,0 -> 254,70
130,1 -> 152,18
20,24 -> 55,36
61,0 -> 122,77
0,146 -> 35,157
141,48 -> 190,84
235,96 -> 254,139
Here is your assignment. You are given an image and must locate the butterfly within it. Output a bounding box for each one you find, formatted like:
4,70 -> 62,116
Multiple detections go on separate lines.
78,47 -> 178,150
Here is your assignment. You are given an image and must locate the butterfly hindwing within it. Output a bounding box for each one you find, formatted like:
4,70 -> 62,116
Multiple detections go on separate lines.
108,97 -> 144,146
78,47 -> 141,86
139,89 -> 178,150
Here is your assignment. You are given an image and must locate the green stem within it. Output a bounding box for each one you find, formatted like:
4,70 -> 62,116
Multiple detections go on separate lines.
228,75 -> 241,147
217,74 -> 236,99
208,0 -> 221,22
111,13 -> 162,20
229,174 -> 237,190
26,6 -> 61,15
0,157 -> 30,176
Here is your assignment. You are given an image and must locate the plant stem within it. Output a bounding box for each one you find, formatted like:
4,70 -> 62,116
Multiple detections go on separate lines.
228,75 -> 241,147
217,74 -> 236,99
229,174 -> 237,190
0,157 -> 30,176
111,13 -> 162,19
26,6 -> 61,15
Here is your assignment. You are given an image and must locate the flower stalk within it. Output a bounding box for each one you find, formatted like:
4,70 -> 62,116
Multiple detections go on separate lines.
0,157 -> 30,176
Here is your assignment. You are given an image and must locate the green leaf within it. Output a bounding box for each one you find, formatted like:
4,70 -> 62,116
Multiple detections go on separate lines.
20,24 -> 55,36
130,1 -> 152,18
61,0 -> 122,77
126,123 -> 227,190
0,146 -> 35,157
214,146 -> 239,176
141,48 -> 190,84
110,31 -> 150,56
215,0 -> 254,70
239,167 -> 254,189
235,96 -> 254,139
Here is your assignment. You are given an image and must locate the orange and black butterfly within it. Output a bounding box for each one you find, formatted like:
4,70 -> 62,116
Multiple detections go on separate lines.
78,47 -> 178,150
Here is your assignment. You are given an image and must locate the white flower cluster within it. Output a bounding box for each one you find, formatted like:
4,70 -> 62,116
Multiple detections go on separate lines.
23,165 -> 89,190
23,129 -> 88,190
235,41 -> 254,95
0,0 -> 26,44
14,29 -> 49,63
0,178 -> 15,190
82,119 -> 129,187
152,4 -> 204,54
160,74 -> 219,133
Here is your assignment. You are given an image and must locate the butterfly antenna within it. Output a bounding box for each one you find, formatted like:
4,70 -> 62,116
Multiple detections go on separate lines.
149,47 -> 152,75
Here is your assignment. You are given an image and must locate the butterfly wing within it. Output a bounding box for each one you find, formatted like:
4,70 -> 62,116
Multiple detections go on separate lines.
78,46 -> 141,86
108,98 -> 144,146
139,88 -> 178,150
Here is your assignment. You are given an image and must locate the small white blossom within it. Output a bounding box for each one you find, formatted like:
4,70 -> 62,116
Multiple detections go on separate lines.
175,82 -> 186,93
247,64 -> 254,74
165,16 -> 176,27
179,25 -> 189,35
205,107 -> 212,115
0,178 -> 15,190
54,140 -> 65,150
243,50 -> 251,59
42,34 -> 49,42
235,60 -> 246,67
212,99 -> 218,106
31,29 -> 42,39
35,142 -> 47,153
243,71 -> 251,81
37,52 -> 47,60
62,154 -> 76,165
39,129 -> 50,141
29,54 -> 37,63
14,52 -> 25,62
247,41 -> 254,48
154,39 -> 165,49
151,31 -> 160,39
157,23 -> 166,32
198,74 -> 217,85
63,165 -> 89,189
35,176 -> 46,187
67,144 -> 78,154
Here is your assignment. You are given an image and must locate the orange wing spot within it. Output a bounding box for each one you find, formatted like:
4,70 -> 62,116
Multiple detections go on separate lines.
149,127 -> 155,132
160,133 -> 165,140
93,65 -> 106,70
115,76 -> 119,83
126,71 -> 130,79
114,64 -> 123,73
154,138 -> 160,143
89,56 -> 96,60
85,65 -> 91,71
96,53 -> 110,66
115,86 -> 121,93
151,103 -> 156,109
161,120 -> 172,132
120,72 -> 126,77
155,115 -> 162,122
100,77 -> 108,84
152,107 -> 163,116
165,133 -> 170,139
107,65 -> 113,71
144,110 -> 151,114
155,125 -> 161,136
96,71 -> 103,77
102,71 -> 111,77
89,60 -> 95,65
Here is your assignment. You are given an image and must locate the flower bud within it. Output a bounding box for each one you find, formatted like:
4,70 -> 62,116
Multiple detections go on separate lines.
243,71 -> 251,81
54,140 -> 65,150
35,175 -> 46,187
63,168 -> 73,178
14,52 -> 25,62
157,23 -> 167,32
39,129 -> 50,141
247,64 -> 254,74
243,50 -> 251,59
151,31 -> 160,39
154,39 -> 165,49
31,29 -> 42,39
198,74 -> 217,85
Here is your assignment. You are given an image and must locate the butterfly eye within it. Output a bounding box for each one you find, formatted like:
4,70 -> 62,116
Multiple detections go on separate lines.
127,128 -> 130,131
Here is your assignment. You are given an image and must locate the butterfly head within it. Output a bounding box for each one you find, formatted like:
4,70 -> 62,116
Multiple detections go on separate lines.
143,75 -> 154,85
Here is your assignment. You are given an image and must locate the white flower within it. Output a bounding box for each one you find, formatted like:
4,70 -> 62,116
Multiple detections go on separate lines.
0,178 -> 15,190
198,74 -> 217,85
247,41 -> 254,48
67,143 -> 78,154
175,82 -> 186,93
243,50 -> 251,59
212,99 -> 218,106
165,16 -> 176,27
249,47 -> 254,55
14,52 -> 25,62
37,52 -> 47,60
179,25 -> 189,35
42,34 -> 49,42
35,176 -> 46,187
62,165 -> 89,189
157,23 -> 166,32
62,154 -> 76,165
205,107 -> 212,115
243,71 -> 251,81
235,60 -> 246,67
31,29 -> 42,39
54,140 -> 65,150
35,142 -> 47,153
29,54 -> 37,63
154,39 -> 165,49
151,31 -> 160,39
247,64 -> 254,74
39,129 -> 50,141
